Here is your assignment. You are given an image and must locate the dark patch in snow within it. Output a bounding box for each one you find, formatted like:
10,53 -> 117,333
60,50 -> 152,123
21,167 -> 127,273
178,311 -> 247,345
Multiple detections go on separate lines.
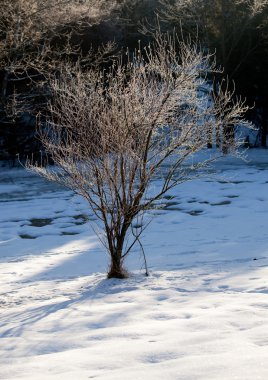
19,234 -> 37,239
210,200 -> 231,206
30,218 -> 53,227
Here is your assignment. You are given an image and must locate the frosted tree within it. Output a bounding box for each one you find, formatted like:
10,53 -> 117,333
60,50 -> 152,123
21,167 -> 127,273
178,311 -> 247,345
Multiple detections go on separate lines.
28,31 -> 250,278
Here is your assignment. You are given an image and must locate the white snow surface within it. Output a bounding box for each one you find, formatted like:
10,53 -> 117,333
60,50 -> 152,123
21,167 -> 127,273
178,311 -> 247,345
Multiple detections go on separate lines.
1,150 -> 268,379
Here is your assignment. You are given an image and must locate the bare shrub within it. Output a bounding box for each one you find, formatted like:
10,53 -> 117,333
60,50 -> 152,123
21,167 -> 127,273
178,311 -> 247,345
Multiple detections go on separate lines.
27,31 -> 250,278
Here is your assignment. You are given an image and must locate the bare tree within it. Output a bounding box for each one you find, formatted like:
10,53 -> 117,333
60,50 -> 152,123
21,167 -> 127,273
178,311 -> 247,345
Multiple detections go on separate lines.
0,0 -> 118,163
27,31 -> 250,279
0,0 -> 116,120
159,0 -> 268,148
159,0 -> 268,75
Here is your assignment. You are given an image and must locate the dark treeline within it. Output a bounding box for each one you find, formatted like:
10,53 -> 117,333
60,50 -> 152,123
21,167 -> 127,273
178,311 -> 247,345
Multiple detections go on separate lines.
1,0 -> 268,165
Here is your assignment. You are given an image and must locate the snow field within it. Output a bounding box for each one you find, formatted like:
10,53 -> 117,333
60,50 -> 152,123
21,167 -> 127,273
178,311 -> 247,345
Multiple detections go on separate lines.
1,150 -> 268,379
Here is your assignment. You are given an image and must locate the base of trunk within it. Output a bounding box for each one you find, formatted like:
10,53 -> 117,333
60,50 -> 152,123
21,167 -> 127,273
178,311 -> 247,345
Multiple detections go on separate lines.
107,266 -> 128,279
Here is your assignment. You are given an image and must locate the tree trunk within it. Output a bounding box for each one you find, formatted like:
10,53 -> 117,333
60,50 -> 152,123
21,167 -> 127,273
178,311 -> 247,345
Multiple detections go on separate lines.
222,124 -> 235,154
1,71 -> 9,105
107,249 -> 127,279
261,105 -> 267,148
207,128 -> 212,148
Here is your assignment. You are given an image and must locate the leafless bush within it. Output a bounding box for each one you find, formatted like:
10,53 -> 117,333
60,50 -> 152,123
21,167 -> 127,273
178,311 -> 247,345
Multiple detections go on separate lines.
27,31 -> 250,278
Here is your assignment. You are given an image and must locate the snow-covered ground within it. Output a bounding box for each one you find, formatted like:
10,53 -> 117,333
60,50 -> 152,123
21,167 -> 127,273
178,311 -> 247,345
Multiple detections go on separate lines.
1,149 -> 268,380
